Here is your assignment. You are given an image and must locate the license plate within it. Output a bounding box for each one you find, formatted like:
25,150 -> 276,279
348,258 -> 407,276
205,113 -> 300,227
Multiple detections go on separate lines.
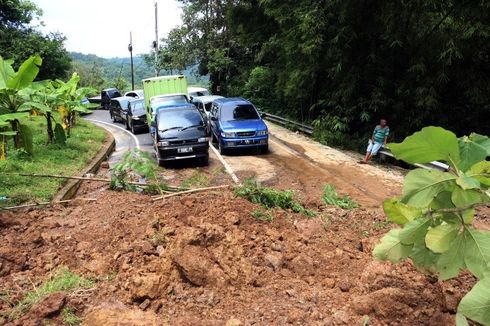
178,147 -> 193,153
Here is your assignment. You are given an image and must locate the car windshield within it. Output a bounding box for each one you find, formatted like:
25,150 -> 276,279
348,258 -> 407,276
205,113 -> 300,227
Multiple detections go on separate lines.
131,101 -> 146,115
151,95 -> 188,105
157,109 -> 203,131
221,104 -> 259,121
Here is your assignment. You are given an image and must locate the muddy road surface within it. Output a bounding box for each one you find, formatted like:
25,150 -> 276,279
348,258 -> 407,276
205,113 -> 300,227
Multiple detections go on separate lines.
84,110 -> 403,208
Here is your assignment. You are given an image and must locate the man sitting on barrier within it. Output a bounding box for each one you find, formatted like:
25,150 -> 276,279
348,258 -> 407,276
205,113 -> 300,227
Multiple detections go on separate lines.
359,118 -> 389,164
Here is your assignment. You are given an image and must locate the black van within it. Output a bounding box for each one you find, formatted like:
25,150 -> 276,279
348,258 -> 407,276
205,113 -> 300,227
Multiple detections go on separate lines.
101,88 -> 122,110
154,104 -> 209,166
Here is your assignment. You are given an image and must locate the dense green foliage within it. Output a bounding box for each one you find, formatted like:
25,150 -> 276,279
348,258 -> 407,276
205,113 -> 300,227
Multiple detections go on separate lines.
373,127 -> 490,325
0,0 -> 71,80
161,0 -> 490,148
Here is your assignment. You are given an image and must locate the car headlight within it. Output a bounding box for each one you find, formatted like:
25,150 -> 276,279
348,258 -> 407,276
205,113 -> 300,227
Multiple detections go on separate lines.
256,130 -> 268,136
198,137 -> 210,143
221,132 -> 236,138
157,141 -> 169,147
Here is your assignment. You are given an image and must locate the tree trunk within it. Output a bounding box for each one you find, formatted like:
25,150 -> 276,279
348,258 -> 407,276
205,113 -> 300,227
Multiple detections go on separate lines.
10,119 -> 21,149
0,132 -> 7,160
46,112 -> 54,144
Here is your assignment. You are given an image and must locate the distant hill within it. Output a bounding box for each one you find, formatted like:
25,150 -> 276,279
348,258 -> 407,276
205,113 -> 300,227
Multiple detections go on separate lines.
69,52 -> 208,91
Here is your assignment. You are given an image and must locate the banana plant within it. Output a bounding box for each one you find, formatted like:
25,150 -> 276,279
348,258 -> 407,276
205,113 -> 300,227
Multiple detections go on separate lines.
53,73 -> 97,137
19,81 -> 61,144
0,55 -> 41,157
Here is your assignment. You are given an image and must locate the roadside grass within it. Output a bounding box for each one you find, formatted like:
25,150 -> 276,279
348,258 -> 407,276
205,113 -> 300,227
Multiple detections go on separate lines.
251,208 -> 274,222
322,184 -> 359,209
180,171 -> 209,189
3,268 -> 94,322
62,307 -> 81,325
0,114 -> 106,208
235,178 -> 315,217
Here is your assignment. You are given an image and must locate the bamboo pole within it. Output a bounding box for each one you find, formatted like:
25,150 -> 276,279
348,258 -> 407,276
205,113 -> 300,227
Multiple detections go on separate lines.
0,198 -> 97,211
152,185 -> 230,201
0,173 -> 182,191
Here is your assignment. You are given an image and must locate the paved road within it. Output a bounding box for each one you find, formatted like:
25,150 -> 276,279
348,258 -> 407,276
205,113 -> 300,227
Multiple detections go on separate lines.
83,110 -> 154,166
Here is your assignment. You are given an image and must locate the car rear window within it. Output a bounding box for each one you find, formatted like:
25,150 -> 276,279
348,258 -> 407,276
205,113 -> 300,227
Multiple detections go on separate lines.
131,101 -> 146,115
151,95 -> 188,105
221,104 -> 259,121
157,109 -> 203,131
119,99 -> 130,108
204,103 -> 212,112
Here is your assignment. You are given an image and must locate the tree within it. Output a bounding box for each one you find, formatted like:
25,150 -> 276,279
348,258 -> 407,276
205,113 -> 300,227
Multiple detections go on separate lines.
0,0 -> 71,80
166,0 -> 490,148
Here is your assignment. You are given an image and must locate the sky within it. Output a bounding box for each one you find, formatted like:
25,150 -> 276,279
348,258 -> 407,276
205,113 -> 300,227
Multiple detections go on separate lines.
32,0 -> 182,58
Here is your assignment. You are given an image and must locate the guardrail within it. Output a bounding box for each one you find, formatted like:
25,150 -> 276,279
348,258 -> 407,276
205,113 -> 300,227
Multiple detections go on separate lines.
260,112 -> 314,135
260,111 -> 449,172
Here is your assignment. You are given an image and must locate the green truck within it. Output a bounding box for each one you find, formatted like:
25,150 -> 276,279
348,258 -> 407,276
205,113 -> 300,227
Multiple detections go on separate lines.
142,75 -> 189,129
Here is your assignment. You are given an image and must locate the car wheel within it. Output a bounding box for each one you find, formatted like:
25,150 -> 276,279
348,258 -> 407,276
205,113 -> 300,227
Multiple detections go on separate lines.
261,145 -> 269,154
126,119 -> 130,130
199,155 -> 209,166
131,123 -> 136,134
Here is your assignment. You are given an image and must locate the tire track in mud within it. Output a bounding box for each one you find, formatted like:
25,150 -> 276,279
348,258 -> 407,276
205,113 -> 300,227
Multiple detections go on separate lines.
220,129 -> 402,208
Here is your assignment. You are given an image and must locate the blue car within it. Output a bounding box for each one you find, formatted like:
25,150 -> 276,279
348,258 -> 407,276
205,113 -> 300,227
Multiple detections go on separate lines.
209,98 -> 269,155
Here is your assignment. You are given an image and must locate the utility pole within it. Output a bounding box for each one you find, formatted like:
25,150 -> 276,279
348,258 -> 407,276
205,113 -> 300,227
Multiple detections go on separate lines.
128,32 -> 135,90
154,1 -> 159,77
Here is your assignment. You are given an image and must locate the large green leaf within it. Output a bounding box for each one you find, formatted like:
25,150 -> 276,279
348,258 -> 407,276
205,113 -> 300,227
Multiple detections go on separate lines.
19,101 -> 52,113
0,131 -> 17,136
468,133 -> 490,156
425,223 -> 459,253
383,198 -> 424,225
458,136 -> 488,172
6,55 -> 42,90
373,229 -> 413,263
410,236 -> 440,273
399,218 -> 431,245
458,277 -> 490,326
0,112 -> 29,123
437,234 -> 466,280
0,57 -> 15,89
468,161 -> 490,186
464,228 -> 490,279
455,313 -> 469,326
402,169 -> 457,207
456,175 -> 481,190
452,187 -> 482,208
388,126 -> 460,166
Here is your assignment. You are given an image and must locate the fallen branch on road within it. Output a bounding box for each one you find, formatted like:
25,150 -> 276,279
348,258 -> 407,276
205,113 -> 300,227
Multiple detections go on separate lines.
152,185 -> 230,201
0,198 -> 97,211
0,172 -> 181,192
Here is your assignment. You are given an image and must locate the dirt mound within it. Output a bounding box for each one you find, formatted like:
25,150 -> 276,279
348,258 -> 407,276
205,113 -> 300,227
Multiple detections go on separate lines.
0,190 -> 475,325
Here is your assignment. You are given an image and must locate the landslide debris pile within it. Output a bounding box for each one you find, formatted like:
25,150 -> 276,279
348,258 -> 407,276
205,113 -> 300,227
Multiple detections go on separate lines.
0,191 -> 470,325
